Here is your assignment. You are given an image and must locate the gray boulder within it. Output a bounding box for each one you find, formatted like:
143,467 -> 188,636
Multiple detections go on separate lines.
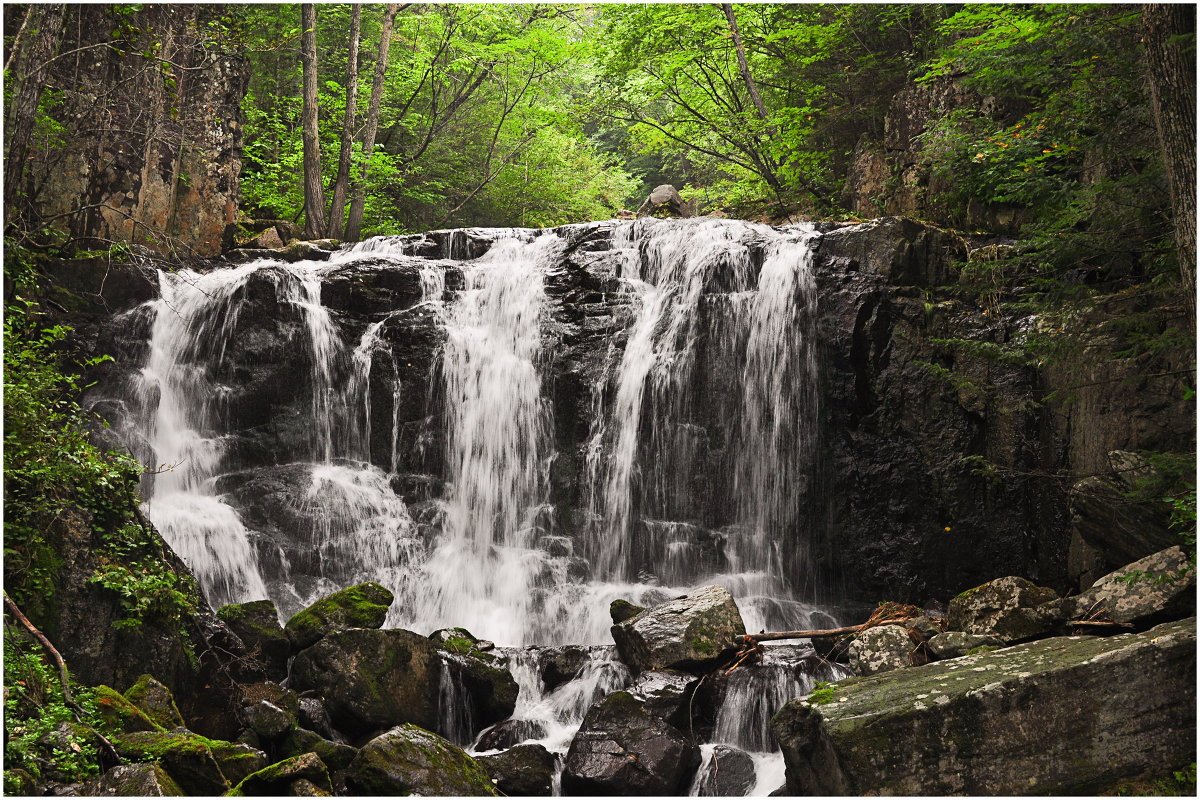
243,700 -> 295,739
926,631 -> 1004,659
636,184 -> 692,218
611,585 -> 746,673
344,724 -> 498,796
284,582 -> 394,651
947,576 -> 1064,642
1067,546 -> 1195,626
79,764 -> 184,796
848,625 -> 917,675
772,618 -> 1197,795
627,669 -> 700,729
476,744 -> 557,796
692,745 -> 757,797
290,628 -> 441,740
229,752 -> 332,797
562,691 -> 701,795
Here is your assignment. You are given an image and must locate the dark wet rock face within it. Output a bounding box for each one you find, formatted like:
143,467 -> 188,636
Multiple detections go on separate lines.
693,745 -> 757,797
562,691 -> 701,796
476,744 -> 558,796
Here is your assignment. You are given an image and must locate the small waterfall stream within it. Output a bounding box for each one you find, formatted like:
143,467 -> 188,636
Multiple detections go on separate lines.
97,218 -> 841,795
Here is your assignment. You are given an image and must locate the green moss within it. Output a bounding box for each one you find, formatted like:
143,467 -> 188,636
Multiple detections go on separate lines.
285,582 -> 394,649
690,636 -> 716,656
124,675 -> 184,729
966,645 -> 1000,656
92,685 -> 163,733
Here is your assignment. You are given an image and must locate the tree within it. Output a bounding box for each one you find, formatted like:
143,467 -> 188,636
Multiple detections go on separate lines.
326,4 -> 361,240
346,3 -> 400,241
300,3 -> 326,239
1142,4 -> 1197,316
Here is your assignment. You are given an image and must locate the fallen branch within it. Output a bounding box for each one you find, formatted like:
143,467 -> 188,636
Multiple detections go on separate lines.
746,602 -> 924,643
1067,619 -> 1133,628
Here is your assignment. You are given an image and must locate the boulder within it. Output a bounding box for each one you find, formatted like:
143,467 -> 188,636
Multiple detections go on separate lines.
476,744 -> 557,796
474,719 -> 549,752
429,626 -> 481,654
627,669 -> 699,729
297,698 -> 341,743
92,686 -> 161,733
926,631 -> 1004,659
244,228 -> 284,250
278,241 -> 333,263
344,724 -> 498,796
772,618 -> 1196,795
611,585 -> 745,673
946,576 -> 1064,642
123,676 -> 184,730
1067,546 -> 1195,626
285,778 -> 331,796
217,600 -> 290,681
609,599 -> 645,624
78,763 -> 184,796
539,645 -> 590,690
229,753 -> 333,797
562,691 -> 701,795
289,628 -> 442,740
241,681 -> 300,718
692,745 -> 757,797
848,625 -> 918,675
284,582 -> 394,651
636,185 -> 692,218
440,652 -> 519,733
277,729 -> 358,772
243,701 -> 295,740
112,731 -> 266,795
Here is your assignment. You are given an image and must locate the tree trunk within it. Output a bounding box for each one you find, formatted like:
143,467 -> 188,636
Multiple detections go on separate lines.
300,3 -> 327,239
346,3 -> 401,242
326,5 -> 361,240
722,3 -> 772,127
1142,4 -> 1197,318
4,4 -> 66,227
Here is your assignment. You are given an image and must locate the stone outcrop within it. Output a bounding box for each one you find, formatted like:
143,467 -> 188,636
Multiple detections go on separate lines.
344,724 -> 498,796
611,585 -> 745,673
772,618 -> 1197,795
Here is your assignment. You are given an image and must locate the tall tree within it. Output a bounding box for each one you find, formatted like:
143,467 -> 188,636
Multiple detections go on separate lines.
1142,3 -> 1197,314
326,4 -> 361,239
346,3 -> 401,241
4,4 -> 66,226
300,3 -> 327,238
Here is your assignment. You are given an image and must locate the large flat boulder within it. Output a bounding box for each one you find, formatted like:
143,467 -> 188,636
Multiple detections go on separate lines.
344,724 -> 498,796
772,618 -> 1196,795
611,585 -> 745,673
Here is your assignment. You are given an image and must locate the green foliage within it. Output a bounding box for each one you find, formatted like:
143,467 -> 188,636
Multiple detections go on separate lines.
2,635 -> 111,784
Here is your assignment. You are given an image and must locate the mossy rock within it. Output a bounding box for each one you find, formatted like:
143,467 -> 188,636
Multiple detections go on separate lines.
4,768 -> 38,796
284,582 -> 394,651
610,585 -> 745,673
217,600 -> 290,680
277,729 -> 358,772
227,752 -> 332,797
79,763 -> 185,796
610,599 -> 645,624
114,731 -> 267,795
344,724 -> 499,796
429,627 -> 480,655
93,685 -> 163,733
124,675 -> 185,730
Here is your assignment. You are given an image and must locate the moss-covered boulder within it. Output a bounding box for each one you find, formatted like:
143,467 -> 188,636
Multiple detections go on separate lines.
429,627 -> 480,654
611,585 -> 745,674
113,730 -> 267,795
476,743 -> 557,796
4,768 -> 38,796
124,675 -> 185,730
289,628 -> 441,740
93,685 -> 162,733
771,618 -> 1197,795
227,752 -> 332,796
946,576 -> 1064,642
344,724 -> 499,796
242,700 -> 295,740
79,763 -> 185,796
563,690 -> 701,795
609,598 -> 645,624
284,582 -> 394,651
1067,546 -> 1195,626
217,600 -> 290,681
277,728 -> 358,772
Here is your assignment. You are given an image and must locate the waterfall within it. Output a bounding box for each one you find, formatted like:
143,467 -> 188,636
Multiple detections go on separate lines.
582,219 -> 823,633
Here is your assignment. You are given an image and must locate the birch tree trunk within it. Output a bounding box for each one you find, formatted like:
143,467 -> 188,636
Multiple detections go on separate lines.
346,3 -> 401,242
326,5 -> 361,239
